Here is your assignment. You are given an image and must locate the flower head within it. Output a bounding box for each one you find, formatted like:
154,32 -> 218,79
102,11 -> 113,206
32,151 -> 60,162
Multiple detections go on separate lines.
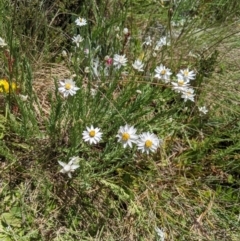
171,77 -> 190,93
75,17 -> 87,26
104,56 -> 113,66
58,156 -> 80,178
155,36 -> 170,50
116,124 -> 138,148
154,64 -> 172,83
155,227 -> 165,241
143,36 -> 152,46
181,88 -> 195,102
177,68 -> 195,82
72,34 -> 84,47
82,125 -> 103,145
113,54 -> 128,69
132,59 -> 144,72
198,106 -> 208,115
0,79 -> 16,93
58,79 -> 80,97
0,37 -> 7,47
137,132 -> 161,154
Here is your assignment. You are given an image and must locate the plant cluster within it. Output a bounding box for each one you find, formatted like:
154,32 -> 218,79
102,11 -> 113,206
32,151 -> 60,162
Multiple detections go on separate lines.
0,0 -> 240,240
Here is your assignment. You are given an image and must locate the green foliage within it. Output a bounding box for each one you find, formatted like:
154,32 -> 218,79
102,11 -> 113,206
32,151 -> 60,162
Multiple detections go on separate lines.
198,50 -> 219,77
173,0 -> 240,24
0,114 -> 6,139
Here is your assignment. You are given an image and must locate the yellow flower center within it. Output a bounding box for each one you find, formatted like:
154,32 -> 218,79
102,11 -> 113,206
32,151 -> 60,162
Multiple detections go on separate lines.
183,70 -> 189,76
161,70 -> 166,75
178,80 -> 184,86
89,130 -> 96,137
122,132 -> 130,141
65,83 -> 72,90
145,140 -> 153,148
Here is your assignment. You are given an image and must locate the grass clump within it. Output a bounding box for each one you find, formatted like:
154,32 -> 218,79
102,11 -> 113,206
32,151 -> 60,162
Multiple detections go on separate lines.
0,0 -> 240,240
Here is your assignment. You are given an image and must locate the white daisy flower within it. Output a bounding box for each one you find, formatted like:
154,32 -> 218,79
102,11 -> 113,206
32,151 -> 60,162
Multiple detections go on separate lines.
155,36 -> 170,50
177,68 -> 196,82
58,79 -> 80,97
171,77 -> 190,93
137,132 -> 161,154
72,34 -> 84,47
75,17 -> 87,26
116,124 -> 138,148
155,227 -> 165,241
198,106 -> 208,115
0,37 -> 7,47
58,156 -> 80,178
82,125 -> 103,144
181,88 -> 195,102
143,36 -> 152,46
154,64 -> 172,83
113,54 -> 128,69
132,59 -> 144,72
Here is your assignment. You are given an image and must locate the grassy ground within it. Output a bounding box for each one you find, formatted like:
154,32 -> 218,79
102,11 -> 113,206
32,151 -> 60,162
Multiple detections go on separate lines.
0,0 -> 240,240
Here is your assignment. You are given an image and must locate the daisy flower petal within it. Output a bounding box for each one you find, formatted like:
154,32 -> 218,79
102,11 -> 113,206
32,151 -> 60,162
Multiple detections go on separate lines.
58,161 -> 67,168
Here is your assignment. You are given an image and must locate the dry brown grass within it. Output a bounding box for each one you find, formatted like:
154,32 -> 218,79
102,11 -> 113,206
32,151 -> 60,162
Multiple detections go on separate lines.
31,63 -> 71,118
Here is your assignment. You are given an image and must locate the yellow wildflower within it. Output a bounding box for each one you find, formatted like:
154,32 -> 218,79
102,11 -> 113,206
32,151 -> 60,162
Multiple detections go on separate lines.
0,79 -> 16,93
